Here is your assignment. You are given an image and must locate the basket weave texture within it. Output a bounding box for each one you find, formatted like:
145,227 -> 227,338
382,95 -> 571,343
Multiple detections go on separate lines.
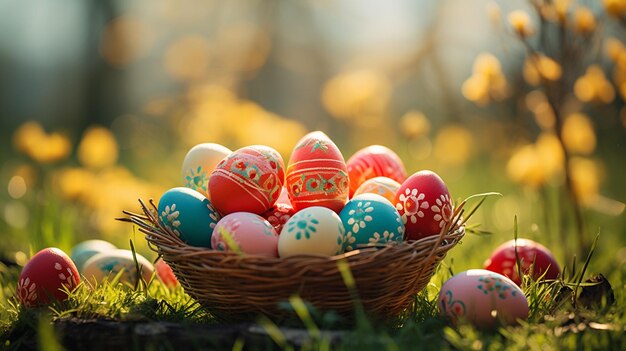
123,199 -> 465,323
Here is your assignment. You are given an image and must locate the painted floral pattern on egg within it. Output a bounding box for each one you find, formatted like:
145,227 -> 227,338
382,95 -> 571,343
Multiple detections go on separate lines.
16,277 -> 38,306
285,211 -> 320,240
394,171 -> 453,240
396,188 -> 429,224
158,187 -> 221,248
286,131 -> 349,213
340,194 -> 404,251
17,248 -> 80,307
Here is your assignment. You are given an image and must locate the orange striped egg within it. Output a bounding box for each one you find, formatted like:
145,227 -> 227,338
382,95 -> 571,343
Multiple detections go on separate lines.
209,145 -> 284,215
286,131 -> 349,213
346,145 -> 406,197
353,176 -> 401,203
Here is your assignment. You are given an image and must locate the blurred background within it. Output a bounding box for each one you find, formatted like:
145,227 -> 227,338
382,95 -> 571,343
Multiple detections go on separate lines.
1,0 -> 625,277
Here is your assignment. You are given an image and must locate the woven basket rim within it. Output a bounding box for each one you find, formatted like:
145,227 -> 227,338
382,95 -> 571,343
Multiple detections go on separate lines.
121,198 -> 467,264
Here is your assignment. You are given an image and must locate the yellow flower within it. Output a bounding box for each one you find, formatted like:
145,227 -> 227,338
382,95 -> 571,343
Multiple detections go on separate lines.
77,126 -> 119,169
100,16 -> 153,67
574,65 -> 615,104
525,90 -> 556,130
400,110 -> 431,139
433,125 -> 474,166
321,69 -> 391,120
573,7 -> 596,35
559,0 -> 573,22
523,55 -> 562,85
52,167 -> 95,200
164,35 -> 211,81
605,37 -> 625,63
507,145 -> 547,187
12,122 -> 71,164
508,10 -> 534,38
569,157 -> 601,205
604,0 -> 626,18
561,113 -> 596,155
463,53 -> 509,105
507,133 -> 564,187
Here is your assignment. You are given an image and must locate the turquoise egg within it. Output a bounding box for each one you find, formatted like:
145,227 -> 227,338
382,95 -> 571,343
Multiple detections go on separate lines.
70,240 -> 117,272
157,187 -> 222,247
339,193 -> 405,251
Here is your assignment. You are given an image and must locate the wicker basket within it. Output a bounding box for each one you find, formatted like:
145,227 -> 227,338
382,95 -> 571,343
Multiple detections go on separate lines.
122,199 -> 466,323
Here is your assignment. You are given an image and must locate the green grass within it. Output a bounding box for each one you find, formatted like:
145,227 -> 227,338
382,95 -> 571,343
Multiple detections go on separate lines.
0,242 -> 624,351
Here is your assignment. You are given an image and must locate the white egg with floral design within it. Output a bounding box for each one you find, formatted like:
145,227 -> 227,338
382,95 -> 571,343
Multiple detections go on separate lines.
339,193 -> 404,251
181,143 -> 231,198
278,206 -> 345,257
158,187 -> 222,248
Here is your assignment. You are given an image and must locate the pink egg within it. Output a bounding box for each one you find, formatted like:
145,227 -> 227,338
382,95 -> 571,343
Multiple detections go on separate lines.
209,146 -> 283,215
484,239 -> 561,285
394,170 -> 453,240
347,145 -> 407,197
438,269 -> 529,329
286,131 -> 349,213
155,258 -> 179,287
17,248 -> 80,307
211,212 -> 279,257
261,203 -> 296,234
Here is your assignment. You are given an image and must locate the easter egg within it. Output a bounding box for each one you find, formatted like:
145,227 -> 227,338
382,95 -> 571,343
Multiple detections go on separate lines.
394,170 -> 453,240
82,249 -> 155,285
209,146 -> 283,215
286,131 -> 349,213
70,240 -> 117,272
211,212 -> 279,257
262,203 -> 296,234
240,145 -> 286,192
438,269 -> 529,329
278,206 -> 345,257
353,176 -> 401,203
181,143 -> 231,198
340,193 -> 404,251
17,248 -> 80,307
347,145 -> 407,197
276,186 -> 292,206
155,258 -> 178,287
158,187 -> 221,248
484,239 -> 561,285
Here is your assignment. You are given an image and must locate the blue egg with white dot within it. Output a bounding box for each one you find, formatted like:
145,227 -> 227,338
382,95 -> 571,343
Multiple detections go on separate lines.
339,193 -> 405,251
157,187 -> 222,247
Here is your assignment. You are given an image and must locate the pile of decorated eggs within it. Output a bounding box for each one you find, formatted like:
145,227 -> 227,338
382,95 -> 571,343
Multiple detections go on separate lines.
17,240 -> 181,307
155,131 -> 456,259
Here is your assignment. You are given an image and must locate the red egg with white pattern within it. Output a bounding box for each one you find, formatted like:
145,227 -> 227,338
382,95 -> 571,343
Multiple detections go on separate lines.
261,203 -> 296,234
286,131 -> 349,213
155,258 -> 179,287
394,170 -> 453,240
209,146 -> 283,215
17,248 -> 80,307
211,212 -> 279,257
347,145 -> 407,197
484,239 -> 561,286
